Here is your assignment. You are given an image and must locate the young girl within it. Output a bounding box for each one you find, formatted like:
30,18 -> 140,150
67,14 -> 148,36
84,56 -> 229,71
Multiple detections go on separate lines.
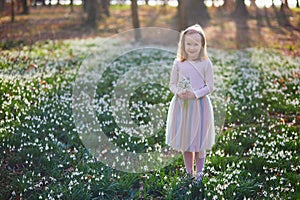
166,24 -> 215,181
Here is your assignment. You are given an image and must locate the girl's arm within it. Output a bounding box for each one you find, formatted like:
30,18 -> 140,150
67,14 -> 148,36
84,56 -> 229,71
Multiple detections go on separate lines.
169,60 -> 180,95
193,60 -> 214,98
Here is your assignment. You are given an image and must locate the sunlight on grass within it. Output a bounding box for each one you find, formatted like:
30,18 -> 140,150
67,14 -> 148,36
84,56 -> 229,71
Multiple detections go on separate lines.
0,39 -> 299,199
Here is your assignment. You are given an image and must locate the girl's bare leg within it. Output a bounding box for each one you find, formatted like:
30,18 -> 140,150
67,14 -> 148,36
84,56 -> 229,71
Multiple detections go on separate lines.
183,151 -> 194,175
195,151 -> 206,173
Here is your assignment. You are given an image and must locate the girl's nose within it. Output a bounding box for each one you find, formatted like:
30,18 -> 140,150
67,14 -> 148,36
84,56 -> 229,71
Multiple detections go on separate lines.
190,46 -> 197,51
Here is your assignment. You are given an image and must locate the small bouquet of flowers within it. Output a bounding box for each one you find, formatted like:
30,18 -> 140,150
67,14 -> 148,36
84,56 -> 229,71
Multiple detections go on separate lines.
177,77 -> 192,108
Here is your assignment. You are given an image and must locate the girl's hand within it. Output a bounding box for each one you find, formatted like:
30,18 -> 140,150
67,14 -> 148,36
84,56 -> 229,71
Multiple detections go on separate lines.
177,91 -> 196,99
185,91 -> 196,99
177,91 -> 188,99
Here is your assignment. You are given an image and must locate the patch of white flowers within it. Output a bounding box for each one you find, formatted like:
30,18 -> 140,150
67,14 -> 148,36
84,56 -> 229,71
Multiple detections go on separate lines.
0,38 -> 299,199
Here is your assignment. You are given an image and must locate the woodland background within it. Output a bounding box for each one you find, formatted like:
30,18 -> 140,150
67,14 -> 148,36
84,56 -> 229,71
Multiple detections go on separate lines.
1,0 -> 300,56
0,0 -> 299,199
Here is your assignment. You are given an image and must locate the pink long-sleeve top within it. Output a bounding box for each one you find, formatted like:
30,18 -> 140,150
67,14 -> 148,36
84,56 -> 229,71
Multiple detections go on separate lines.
169,59 -> 214,98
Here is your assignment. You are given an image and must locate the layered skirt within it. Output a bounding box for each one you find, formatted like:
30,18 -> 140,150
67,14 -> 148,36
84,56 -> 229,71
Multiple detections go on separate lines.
166,96 -> 215,154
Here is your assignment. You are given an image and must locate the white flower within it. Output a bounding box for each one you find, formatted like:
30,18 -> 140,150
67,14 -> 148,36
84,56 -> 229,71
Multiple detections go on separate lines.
177,77 -> 192,91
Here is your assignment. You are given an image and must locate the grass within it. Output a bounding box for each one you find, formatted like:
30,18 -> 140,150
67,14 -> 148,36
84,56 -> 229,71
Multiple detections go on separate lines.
291,7 -> 300,13
0,38 -> 299,199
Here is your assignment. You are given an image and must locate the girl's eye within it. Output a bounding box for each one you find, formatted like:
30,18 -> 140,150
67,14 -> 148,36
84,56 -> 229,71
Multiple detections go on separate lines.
186,42 -> 199,46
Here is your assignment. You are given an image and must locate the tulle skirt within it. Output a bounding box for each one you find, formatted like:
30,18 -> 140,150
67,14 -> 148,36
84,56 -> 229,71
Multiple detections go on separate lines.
166,95 -> 215,154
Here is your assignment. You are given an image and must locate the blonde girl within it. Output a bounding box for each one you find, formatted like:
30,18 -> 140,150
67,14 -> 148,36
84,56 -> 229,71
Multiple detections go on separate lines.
166,24 -> 215,181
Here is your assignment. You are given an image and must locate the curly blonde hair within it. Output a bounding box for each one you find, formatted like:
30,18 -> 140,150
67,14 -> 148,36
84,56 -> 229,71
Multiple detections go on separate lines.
177,24 -> 208,62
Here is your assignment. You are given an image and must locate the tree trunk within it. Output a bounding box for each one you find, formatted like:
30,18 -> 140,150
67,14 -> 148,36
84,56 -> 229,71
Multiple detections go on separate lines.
17,0 -> 21,11
249,0 -> 257,18
102,0 -> 110,17
131,0 -> 141,41
232,0 -> 248,18
281,0 -> 290,10
11,0 -> 15,22
297,0 -> 299,8
284,0 -> 289,7
57,0 -> 60,5
222,0 -> 234,11
86,0 -> 97,28
1,0 -> 5,12
178,0 -> 187,30
83,0 -> 87,12
70,0 -> 74,12
22,0 -> 29,14
186,0 -> 210,27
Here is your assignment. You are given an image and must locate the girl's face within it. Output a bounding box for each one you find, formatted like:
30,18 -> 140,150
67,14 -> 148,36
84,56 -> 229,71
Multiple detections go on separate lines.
184,33 -> 202,61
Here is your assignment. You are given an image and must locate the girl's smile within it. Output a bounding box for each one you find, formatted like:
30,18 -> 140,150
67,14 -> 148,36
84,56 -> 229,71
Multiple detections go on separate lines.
184,33 -> 202,61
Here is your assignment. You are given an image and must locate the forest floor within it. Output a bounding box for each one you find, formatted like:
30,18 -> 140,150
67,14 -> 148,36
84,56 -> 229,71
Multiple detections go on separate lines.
1,5 -> 299,199
0,4 -> 300,57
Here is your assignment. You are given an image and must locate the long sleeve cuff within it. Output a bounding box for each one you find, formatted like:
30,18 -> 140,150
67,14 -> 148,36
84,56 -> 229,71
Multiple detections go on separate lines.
193,86 -> 210,98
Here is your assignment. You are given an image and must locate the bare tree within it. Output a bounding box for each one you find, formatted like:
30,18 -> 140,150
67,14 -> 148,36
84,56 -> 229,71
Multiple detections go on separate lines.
232,0 -> 248,18
284,0 -> 289,7
186,0 -> 210,26
86,0 -> 97,28
102,0 -> 110,17
1,0 -> 5,12
11,0 -> 15,22
178,0 -> 210,30
280,0 -> 290,11
82,0 -> 87,12
222,0 -> 234,12
250,0 -> 255,7
178,0 -> 209,29
178,0 -> 187,30
131,0 -> 141,41
17,0 -> 21,11
70,0 -> 74,12
22,0 -> 29,14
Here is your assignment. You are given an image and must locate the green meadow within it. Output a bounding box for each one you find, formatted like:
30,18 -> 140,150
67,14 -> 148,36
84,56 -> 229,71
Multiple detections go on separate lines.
0,38 -> 299,199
